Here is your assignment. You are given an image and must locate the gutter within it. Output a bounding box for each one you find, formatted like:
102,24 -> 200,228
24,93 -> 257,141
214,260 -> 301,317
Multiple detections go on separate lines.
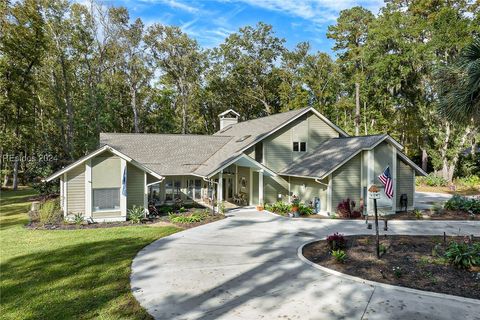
314,178 -> 328,187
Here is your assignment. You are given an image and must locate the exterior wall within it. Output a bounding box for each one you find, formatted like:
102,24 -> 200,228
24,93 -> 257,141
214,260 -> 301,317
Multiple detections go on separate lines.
127,163 -> 145,209
263,111 -> 340,172
252,171 -> 259,205
307,113 -> 338,149
290,177 -> 328,212
374,142 -> 391,185
396,159 -> 415,208
66,164 -> 85,214
91,155 -> 120,188
331,153 -> 362,212
264,176 -> 289,204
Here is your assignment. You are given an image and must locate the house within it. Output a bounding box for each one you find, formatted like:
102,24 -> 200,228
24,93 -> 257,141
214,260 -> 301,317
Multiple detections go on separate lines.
45,107 -> 426,222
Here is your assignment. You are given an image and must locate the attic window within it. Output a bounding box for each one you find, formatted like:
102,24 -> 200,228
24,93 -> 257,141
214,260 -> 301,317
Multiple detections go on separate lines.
236,135 -> 251,142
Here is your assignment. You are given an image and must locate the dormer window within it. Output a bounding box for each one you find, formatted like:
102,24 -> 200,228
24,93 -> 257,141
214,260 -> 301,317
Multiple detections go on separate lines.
293,141 -> 306,152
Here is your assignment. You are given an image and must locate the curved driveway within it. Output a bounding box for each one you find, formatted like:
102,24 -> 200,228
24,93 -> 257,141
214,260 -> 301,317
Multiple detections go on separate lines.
131,209 -> 480,320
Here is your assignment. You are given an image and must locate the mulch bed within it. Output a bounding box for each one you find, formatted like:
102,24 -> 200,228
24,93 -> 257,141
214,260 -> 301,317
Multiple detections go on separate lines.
26,214 -> 225,230
295,210 -> 476,220
303,235 -> 480,299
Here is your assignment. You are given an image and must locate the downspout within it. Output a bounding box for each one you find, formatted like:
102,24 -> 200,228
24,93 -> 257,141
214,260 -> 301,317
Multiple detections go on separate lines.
146,176 -> 165,187
315,178 -> 328,214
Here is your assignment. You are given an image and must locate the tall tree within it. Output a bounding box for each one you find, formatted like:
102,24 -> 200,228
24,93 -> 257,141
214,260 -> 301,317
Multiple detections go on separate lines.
327,7 -> 374,136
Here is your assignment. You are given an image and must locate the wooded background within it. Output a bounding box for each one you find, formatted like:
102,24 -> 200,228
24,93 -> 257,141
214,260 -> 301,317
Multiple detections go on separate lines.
1,0 -> 479,190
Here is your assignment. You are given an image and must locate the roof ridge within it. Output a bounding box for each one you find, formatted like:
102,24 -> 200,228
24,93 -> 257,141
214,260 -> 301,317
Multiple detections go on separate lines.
100,132 -> 231,138
222,107 -> 309,128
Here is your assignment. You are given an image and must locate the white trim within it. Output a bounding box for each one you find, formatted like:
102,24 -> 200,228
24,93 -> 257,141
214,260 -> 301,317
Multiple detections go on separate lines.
412,170 -> 416,208
235,165 -> 238,194
249,168 -> 253,206
392,145 -> 397,213
63,173 -> 68,214
218,109 -> 240,118
327,174 -> 332,213
218,171 -> 223,205
288,176 -> 291,203
85,160 -> 92,218
207,153 -> 276,178
120,159 -> 127,216
144,172 -> 148,210
60,175 -> 64,211
258,169 -> 264,205
280,173 -> 322,180
44,145 -> 164,182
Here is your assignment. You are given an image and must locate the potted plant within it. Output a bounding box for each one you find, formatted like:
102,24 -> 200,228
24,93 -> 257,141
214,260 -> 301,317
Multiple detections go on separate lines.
256,203 -> 264,211
291,196 -> 300,217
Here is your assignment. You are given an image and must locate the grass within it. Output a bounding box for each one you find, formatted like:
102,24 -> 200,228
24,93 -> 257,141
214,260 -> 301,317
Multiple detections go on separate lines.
0,187 -> 180,320
416,185 -> 479,196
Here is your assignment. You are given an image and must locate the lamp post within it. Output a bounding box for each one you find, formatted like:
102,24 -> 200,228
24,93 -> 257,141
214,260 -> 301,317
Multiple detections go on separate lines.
368,184 -> 381,258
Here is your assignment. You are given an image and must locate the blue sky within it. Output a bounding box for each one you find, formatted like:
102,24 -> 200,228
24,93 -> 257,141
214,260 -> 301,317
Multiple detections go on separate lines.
97,0 -> 384,54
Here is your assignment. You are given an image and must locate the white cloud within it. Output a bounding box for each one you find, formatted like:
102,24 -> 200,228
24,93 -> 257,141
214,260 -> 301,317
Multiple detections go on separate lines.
139,0 -> 201,13
221,0 -> 383,23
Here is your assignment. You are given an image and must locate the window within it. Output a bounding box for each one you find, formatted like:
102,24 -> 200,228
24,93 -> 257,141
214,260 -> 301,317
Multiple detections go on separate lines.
300,142 -> 306,152
174,180 -> 181,199
93,188 -> 120,211
293,141 -> 306,152
293,142 -> 299,152
165,181 -> 173,201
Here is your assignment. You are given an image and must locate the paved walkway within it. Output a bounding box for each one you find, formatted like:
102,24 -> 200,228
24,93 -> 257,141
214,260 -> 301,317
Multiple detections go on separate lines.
414,192 -> 453,210
131,209 -> 480,320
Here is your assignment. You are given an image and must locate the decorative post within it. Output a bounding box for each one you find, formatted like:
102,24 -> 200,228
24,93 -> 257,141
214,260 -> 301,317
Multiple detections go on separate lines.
368,184 -> 381,258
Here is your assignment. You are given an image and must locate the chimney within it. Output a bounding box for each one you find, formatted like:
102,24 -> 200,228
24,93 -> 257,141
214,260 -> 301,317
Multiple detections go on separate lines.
218,109 -> 240,130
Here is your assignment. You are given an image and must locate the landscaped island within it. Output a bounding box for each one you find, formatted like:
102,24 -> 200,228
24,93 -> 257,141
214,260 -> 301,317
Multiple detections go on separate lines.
303,235 -> 480,299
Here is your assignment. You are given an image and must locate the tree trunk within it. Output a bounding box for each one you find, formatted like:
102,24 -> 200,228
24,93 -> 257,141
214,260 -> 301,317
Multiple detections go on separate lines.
355,82 -> 360,136
12,154 -> 19,191
60,54 -> 74,159
130,84 -> 139,133
363,101 -> 368,135
421,148 -> 428,172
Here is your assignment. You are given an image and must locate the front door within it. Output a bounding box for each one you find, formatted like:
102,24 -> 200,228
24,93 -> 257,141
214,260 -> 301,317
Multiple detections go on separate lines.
187,179 -> 202,201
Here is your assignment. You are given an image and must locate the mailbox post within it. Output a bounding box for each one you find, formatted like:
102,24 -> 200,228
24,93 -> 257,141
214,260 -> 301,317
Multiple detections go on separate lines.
368,185 -> 381,258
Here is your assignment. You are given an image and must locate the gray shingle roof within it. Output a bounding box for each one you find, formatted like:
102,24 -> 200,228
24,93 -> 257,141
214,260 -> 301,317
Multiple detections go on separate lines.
194,108 -> 309,176
100,133 -> 232,175
280,134 -> 387,179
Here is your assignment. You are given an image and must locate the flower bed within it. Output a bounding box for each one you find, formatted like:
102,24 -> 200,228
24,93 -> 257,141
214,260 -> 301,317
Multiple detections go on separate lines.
303,235 -> 480,299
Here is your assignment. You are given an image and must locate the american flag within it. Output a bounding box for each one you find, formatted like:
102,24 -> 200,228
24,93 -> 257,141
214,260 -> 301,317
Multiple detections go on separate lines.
378,166 -> 393,199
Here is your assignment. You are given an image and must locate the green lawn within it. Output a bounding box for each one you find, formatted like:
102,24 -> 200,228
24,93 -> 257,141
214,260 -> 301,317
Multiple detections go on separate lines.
0,187 -> 180,320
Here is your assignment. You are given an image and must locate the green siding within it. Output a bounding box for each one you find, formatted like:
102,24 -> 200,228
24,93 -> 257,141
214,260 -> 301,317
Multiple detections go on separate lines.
263,111 -> 340,172
307,113 -> 339,149
290,177 -> 328,212
264,176 -> 289,203
374,142 -> 391,185
66,164 -> 85,214
396,159 -> 415,208
127,163 -> 145,209
252,171 -> 259,204
332,154 -> 361,211
91,153 -> 120,188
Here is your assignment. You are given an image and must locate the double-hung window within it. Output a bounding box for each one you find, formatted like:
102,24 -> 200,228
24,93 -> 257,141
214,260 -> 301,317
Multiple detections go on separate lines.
293,141 -> 307,152
93,188 -> 120,211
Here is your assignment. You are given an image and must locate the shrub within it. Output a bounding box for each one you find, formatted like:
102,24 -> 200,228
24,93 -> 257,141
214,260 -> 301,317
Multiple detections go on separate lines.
327,232 -> 346,250
169,212 -> 205,224
72,213 -> 84,225
39,199 -> 62,225
392,266 -> 402,278
127,206 -> 145,224
416,174 -> 448,187
298,203 -> 313,216
379,243 -> 387,255
331,249 -> 347,263
413,209 -> 423,219
455,175 -> 480,188
444,241 -> 480,269
336,198 -> 363,219
265,202 -> 292,215
444,195 -> 480,214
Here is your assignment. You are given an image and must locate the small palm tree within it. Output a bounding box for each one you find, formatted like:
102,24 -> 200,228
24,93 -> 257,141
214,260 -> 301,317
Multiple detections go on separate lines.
437,37 -> 480,125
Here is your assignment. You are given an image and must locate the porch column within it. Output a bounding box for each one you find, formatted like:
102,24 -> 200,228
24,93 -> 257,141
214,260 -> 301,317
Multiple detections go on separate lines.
218,170 -> 223,205
85,160 -> 92,218
249,168 -> 253,206
60,175 -> 64,212
63,173 -> 67,214
143,172 -> 148,214
120,159 -> 127,216
391,145 -> 397,213
258,170 -> 264,205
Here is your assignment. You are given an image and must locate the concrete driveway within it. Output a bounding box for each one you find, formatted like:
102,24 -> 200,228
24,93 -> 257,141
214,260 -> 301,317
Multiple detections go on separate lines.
414,192 -> 454,210
131,208 -> 480,320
